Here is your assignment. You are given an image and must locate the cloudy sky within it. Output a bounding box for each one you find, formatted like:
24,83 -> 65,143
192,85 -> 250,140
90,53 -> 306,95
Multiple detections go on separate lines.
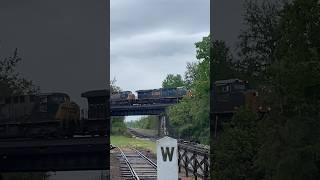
110,0 -> 210,93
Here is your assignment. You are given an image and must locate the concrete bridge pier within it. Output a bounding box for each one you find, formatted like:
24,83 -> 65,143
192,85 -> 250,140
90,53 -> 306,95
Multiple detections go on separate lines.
157,114 -> 168,137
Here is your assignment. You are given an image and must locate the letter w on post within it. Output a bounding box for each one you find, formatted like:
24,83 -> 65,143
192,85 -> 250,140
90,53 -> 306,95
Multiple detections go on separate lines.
161,147 -> 174,162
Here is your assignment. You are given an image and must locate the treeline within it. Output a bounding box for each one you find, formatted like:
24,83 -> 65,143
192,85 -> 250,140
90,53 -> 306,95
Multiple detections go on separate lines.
126,116 -> 157,130
162,35 -> 210,144
211,0 -> 320,179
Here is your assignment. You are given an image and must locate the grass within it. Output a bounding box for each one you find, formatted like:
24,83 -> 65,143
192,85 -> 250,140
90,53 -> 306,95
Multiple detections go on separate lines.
111,135 -> 156,153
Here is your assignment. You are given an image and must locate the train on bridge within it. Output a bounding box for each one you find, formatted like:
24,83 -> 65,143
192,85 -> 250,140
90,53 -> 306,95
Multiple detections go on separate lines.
111,87 -> 192,106
111,79 -> 266,113
0,79 -> 266,139
0,90 -> 108,138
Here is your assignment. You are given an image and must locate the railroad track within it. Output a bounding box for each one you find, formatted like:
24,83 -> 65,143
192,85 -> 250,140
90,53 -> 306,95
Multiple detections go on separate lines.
116,146 -> 157,180
127,128 -> 210,179
127,128 -> 159,141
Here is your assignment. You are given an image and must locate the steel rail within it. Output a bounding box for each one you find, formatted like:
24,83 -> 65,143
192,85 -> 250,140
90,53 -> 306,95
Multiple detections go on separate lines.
117,147 -> 140,180
132,148 -> 157,169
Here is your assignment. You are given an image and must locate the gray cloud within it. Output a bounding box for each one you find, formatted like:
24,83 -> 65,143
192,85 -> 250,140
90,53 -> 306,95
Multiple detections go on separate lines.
110,0 -> 209,122
111,0 -> 209,38
111,0 -> 209,92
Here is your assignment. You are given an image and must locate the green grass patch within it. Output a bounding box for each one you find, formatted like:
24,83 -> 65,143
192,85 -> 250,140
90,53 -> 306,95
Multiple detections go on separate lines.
111,135 -> 156,153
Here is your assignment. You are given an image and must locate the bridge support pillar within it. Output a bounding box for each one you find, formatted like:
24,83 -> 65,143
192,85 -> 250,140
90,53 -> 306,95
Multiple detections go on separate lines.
158,115 -> 168,137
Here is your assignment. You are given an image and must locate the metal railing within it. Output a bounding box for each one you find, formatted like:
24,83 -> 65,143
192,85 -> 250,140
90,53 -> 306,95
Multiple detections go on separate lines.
178,143 -> 210,180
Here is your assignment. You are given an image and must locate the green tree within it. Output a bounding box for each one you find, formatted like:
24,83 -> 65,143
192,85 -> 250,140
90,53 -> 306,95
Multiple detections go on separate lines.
237,0 -> 282,87
213,108 -> 259,180
127,116 -> 157,130
167,35 -> 212,144
256,0 -> 320,179
0,48 -> 39,96
167,35 -> 239,144
213,0 -> 320,179
162,74 -> 185,88
110,79 -> 126,135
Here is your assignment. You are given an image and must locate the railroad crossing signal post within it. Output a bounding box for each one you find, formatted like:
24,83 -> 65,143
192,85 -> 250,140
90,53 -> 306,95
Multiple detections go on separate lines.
157,136 -> 178,180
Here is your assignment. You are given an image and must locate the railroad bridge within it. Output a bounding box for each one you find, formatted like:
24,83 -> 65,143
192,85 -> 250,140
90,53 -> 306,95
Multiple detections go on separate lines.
111,102 -> 177,137
0,89 -> 179,172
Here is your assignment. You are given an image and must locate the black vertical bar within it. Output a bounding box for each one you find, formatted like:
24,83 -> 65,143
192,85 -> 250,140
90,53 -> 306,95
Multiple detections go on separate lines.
185,150 -> 189,177
204,154 -> 209,180
193,152 -> 197,180
178,146 -> 181,173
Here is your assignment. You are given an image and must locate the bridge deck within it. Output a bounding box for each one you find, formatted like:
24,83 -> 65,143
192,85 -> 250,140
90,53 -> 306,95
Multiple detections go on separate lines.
111,103 -> 173,116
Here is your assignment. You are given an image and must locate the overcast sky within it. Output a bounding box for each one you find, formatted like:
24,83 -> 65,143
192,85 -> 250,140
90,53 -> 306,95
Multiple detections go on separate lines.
110,0 -> 210,93
110,0 -> 209,121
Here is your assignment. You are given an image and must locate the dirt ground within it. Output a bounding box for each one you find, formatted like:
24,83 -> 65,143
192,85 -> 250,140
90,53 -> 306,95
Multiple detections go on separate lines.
109,148 -> 122,180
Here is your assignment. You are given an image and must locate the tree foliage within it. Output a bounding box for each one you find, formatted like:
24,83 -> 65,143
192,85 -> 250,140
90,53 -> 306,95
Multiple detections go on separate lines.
165,36 -> 212,144
0,48 -> 39,96
213,108 -> 259,180
256,0 -> 320,179
162,74 -> 185,88
213,0 -> 320,179
110,79 -> 126,135
126,116 -> 157,130
237,0 -> 282,85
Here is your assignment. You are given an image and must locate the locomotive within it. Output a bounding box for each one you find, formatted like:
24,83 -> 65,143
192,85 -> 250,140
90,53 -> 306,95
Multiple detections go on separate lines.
211,78 -> 268,138
0,91 -> 108,138
111,87 -> 191,106
110,91 -> 136,105
212,78 -> 266,114
136,87 -> 190,104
